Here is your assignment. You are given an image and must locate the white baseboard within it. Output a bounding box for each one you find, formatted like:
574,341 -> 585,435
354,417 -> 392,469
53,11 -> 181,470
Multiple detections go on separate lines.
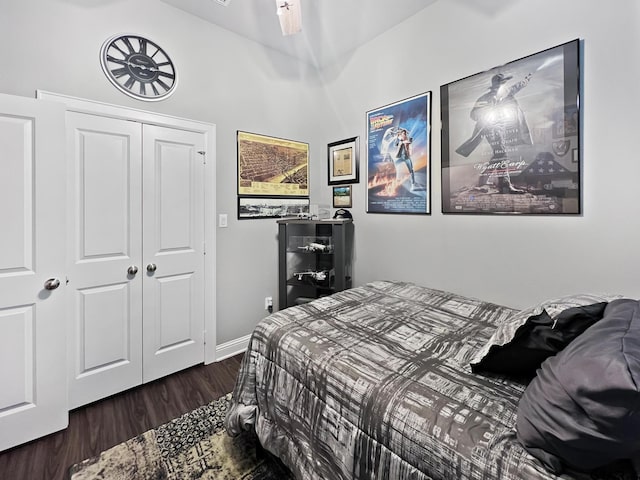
215,334 -> 251,361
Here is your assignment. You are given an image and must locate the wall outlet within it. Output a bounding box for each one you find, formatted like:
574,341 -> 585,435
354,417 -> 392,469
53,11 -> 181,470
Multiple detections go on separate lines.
264,296 -> 273,310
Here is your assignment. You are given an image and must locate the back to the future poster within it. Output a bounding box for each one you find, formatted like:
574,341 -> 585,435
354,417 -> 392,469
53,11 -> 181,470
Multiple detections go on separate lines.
366,92 -> 431,214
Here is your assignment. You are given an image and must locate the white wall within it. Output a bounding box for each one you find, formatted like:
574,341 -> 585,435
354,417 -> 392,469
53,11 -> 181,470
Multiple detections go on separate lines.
0,0 -> 326,346
319,0 -> 640,308
1,0 -> 638,351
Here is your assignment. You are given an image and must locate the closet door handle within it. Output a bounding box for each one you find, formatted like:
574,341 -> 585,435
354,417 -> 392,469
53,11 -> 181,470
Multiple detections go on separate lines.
146,263 -> 157,273
44,278 -> 61,290
127,265 -> 138,276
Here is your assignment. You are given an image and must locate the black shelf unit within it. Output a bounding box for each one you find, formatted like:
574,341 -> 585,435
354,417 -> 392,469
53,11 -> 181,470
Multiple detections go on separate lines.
277,218 -> 353,310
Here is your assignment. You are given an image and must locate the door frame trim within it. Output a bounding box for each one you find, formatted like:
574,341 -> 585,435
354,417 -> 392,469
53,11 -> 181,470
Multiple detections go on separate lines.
37,91 -> 218,364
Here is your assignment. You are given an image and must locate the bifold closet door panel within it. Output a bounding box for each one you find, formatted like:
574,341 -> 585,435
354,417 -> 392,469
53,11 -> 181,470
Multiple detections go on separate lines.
142,124 -> 205,383
66,112 -> 143,409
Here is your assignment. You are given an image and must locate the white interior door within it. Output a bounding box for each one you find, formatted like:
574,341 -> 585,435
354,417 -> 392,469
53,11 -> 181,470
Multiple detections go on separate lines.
66,112 -> 143,409
142,124 -> 205,382
0,94 -> 67,451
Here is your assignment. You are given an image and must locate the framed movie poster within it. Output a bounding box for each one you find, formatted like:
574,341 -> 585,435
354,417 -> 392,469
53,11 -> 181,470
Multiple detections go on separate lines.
237,131 -> 309,197
366,92 -> 431,214
441,39 -> 581,215
328,137 -> 359,185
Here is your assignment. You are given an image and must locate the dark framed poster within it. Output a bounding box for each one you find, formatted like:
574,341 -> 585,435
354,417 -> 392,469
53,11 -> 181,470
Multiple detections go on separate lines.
366,92 -> 431,214
237,131 -> 309,197
441,39 -> 581,215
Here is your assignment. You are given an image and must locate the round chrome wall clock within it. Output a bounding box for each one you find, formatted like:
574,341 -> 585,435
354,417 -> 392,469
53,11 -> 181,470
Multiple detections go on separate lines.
100,34 -> 177,102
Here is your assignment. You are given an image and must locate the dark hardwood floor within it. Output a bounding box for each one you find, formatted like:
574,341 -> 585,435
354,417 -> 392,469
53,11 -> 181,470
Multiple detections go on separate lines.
0,354 -> 243,480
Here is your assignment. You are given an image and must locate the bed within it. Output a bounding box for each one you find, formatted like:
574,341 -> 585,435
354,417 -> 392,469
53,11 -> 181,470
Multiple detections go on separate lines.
225,280 -> 639,479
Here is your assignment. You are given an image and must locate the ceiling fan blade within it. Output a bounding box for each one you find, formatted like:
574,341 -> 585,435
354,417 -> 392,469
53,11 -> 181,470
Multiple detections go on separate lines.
275,0 -> 302,36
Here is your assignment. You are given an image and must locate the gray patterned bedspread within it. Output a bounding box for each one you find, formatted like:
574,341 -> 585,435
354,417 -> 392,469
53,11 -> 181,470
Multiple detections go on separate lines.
225,281 -> 634,480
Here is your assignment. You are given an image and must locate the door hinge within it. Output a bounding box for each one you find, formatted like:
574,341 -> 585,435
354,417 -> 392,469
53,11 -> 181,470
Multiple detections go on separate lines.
203,241 -> 206,254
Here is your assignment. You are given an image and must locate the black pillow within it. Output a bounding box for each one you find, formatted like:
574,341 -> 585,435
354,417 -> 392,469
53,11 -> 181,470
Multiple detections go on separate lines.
516,299 -> 640,473
471,302 -> 608,378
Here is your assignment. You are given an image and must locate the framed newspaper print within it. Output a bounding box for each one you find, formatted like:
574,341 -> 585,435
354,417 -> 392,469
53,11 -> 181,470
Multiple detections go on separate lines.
441,39 -> 581,215
237,131 -> 309,197
366,91 -> 431,214
328,137 -> 359,185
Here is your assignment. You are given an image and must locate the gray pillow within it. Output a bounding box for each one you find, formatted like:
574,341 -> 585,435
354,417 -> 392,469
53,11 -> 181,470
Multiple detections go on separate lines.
516,299 -> 640,474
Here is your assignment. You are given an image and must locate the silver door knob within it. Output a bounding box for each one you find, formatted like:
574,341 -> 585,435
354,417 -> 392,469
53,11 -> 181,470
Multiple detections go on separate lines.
146,263 -> 157,273
44,278 -> 61,290
127,265 -> 138,275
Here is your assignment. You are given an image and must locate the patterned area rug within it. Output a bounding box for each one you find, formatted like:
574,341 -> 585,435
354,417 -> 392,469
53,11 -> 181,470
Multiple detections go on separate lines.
68,393 -> 293,480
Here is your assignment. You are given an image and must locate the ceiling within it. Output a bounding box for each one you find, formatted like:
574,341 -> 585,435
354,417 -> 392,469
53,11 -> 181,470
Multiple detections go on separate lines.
160,0 -> 438,68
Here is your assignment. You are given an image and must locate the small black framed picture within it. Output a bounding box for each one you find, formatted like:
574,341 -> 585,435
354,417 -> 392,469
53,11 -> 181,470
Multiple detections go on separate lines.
332,185 -> 352,208
328,137 -> 359,185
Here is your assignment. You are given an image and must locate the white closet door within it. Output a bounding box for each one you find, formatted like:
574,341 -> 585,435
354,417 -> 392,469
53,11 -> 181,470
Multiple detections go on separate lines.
0,94 -> 67,451
142,124 -> 205,382
66,112 -> 143,409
